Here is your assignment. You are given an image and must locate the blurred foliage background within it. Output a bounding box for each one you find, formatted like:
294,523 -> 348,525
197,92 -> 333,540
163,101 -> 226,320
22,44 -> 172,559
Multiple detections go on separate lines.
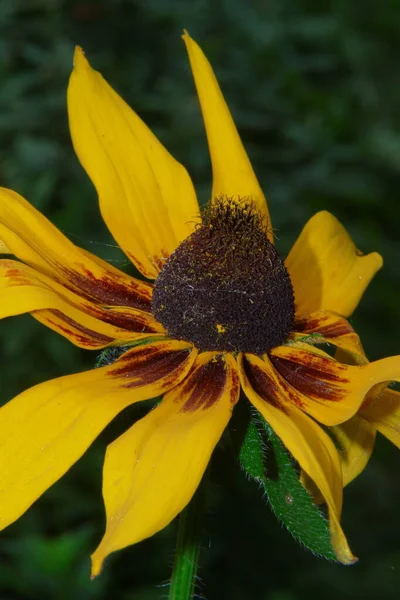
1,0 -> 399,598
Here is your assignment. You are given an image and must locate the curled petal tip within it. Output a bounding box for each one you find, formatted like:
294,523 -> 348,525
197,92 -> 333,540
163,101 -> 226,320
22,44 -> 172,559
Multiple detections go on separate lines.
372,251 -> 383,270
331,528 -> 359,565
340,553 -> 359,566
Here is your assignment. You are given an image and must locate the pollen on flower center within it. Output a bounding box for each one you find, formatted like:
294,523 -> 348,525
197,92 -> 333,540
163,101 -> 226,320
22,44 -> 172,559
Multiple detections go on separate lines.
152,197 -> 295,354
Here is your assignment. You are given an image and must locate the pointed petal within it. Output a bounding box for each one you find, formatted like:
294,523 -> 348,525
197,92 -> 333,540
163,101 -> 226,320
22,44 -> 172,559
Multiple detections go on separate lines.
91,352 -> 239,576
182,33 -> 272,238
238,353 -> 356,565
294,310 -> 366,363
361,387 -> 400,448
286,211 -> 383,317
0,340 -> 196,531
0,259 -> 163,348
270,345 -> 400,426
68,47 -> 199,279
0,187 -> 154,310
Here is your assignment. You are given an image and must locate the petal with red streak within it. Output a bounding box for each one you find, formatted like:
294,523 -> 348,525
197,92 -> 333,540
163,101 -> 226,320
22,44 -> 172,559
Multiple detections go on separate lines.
294,310 -> 366,363
0,339 -> 196,532
0,259 -> 163,349
270,345 -> 400,426
238,352 -> 356,565
91,352 -> 239,576
0,187 -> 153,310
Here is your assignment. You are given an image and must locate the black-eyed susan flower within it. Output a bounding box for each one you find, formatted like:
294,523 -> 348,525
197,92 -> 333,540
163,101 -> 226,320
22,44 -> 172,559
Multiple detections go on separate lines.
0,33 -> 399,579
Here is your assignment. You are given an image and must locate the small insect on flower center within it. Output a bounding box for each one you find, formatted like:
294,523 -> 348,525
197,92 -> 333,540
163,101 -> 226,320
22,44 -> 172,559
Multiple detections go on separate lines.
152,198 -> 295,354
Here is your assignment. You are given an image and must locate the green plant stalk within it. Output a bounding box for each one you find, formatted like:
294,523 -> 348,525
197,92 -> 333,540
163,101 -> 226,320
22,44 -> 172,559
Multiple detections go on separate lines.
168,477 -> 207,600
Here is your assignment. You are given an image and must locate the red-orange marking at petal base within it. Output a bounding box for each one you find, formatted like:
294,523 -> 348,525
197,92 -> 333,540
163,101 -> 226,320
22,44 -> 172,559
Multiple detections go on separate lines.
5,266 -> 29,281
270,353 -> 348,402
109,343 -> 193,389
241,355 -> 287,411
61,265 -> 153,311
295,314 -> 354,338
179,355 -> 239,413
45,310 -> 115,347
81,302 -> 162,334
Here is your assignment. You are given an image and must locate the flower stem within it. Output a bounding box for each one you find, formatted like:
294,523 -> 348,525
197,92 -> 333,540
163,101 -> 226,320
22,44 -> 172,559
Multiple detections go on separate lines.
168,477 -> 207,600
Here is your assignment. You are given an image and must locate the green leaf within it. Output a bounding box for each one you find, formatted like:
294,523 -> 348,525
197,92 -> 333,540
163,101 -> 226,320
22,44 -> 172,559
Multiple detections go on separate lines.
239,411 -> 336,561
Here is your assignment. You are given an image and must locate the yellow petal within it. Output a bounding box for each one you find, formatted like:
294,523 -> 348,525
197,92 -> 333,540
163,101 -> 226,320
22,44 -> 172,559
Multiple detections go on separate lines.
0,187 -> 154,309
0,339 -> 196,531
91,352 -> 239,576
294,310 -> 366,363
301,414 -> 376,501
68,47 -> 199,279
182,32 -> 272,238
331,416 -> 376,486
286,211 -> 383,317
0,239 -> 11,253
330,351 -> 400,448
0,259 -> 163,349
361,387 -> 400,448
270,345 -> 400,425
238,353 -> 356,565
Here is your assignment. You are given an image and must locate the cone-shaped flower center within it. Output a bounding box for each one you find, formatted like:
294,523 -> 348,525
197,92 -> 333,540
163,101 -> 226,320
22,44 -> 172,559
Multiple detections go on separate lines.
152,198 -> 295,354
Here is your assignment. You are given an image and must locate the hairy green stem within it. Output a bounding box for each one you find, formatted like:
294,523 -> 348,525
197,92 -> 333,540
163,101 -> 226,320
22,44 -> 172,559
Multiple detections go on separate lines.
168,477 -> 207,600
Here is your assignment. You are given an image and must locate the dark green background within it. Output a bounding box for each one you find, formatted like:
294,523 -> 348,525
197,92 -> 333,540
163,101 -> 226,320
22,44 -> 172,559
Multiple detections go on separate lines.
1,1 -> 399,598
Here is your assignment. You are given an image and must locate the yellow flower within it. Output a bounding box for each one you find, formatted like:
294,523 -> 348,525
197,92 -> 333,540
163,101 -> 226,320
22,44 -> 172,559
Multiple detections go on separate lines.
0,33 -> 399,577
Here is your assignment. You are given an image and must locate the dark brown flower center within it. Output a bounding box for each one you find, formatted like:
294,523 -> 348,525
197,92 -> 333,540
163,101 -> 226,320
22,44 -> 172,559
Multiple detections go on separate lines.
152,198 -> 295,354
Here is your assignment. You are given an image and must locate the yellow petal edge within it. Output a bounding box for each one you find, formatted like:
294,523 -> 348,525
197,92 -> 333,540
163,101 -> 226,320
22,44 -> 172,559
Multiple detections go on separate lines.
182,31 -> 273,240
